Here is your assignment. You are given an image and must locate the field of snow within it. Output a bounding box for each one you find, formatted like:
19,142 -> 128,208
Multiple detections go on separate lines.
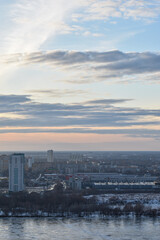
85,193 -> 160,209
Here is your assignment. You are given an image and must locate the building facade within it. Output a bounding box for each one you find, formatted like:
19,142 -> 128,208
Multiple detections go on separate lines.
47,150 -> 54,162
9,153 -> 25,192
0,155 -> 9,174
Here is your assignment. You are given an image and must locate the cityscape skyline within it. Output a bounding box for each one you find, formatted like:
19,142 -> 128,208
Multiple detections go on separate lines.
0,0 -> 160,151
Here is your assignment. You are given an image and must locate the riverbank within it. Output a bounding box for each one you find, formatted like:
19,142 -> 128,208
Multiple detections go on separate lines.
1,191 -> 160,217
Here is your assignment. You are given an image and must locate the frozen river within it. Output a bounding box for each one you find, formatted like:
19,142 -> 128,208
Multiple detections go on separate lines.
0,217 -> 159,240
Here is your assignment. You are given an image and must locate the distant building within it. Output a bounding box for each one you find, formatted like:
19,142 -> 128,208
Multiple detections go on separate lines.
0,155 -> 9,174
9,153 -> 25,192
47,150 -> 54,162
32,162 -> 54,172
68,177 -> 82,191
26,157 -> 34,169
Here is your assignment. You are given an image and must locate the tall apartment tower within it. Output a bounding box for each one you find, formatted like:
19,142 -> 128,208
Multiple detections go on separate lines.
9,153 -> 25,192
47,150 -> 54,162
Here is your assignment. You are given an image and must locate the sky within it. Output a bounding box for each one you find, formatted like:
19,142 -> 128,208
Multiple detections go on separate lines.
0,0 -> 160,151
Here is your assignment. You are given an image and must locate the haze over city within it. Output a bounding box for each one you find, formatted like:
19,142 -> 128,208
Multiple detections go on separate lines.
0,0 -> 160,151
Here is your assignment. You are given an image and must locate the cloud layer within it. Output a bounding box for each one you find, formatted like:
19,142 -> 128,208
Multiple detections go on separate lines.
0,94 -> 160,139
2,50 -> 160,83
75,0 -> 160,22
2,0 -> 82,54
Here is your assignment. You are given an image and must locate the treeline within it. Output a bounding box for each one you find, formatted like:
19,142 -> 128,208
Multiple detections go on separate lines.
0,190 -> 159,217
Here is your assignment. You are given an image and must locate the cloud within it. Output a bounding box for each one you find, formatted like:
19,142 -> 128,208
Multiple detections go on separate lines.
0,127 -> 160,140
86,0 -> 160,20
2,0 -> 83,54
20,50 -> 129,65
85,99 -> 132,105
0,1 -> 160,79
2,50 -> 160,84
97,52 -> 160,74
0,94 -> 160,140
1,0 -> 160,55
79,0 -> 160,22
0,94 -> 30,104
29,89 -> 87,98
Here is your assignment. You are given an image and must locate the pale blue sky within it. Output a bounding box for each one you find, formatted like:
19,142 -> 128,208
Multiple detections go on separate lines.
42,17 -> 160,52
0,0 -> 160,151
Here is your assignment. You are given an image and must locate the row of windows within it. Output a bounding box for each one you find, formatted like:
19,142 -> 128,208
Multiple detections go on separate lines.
10,159 -> 24,164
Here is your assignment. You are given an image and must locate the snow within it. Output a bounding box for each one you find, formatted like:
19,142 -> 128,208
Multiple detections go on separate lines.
84,193 -> 160,210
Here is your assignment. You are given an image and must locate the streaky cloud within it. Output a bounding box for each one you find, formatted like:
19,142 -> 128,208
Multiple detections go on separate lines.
0,94 -> 160,140
2,50 -> 160,84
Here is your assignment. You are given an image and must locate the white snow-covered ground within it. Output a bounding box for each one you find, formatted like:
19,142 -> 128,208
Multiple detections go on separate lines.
84,193 -> 160,209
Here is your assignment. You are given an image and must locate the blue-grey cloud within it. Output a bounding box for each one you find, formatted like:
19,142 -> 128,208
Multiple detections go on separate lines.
0,94 -> 30,104
0,94 -> 160,140
29,89 -> 87,97
3,50 -> 160,83
0,127 -> 160,140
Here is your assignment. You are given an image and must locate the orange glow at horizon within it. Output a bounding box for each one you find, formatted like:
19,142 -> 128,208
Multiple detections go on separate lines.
0,132 -> 158,151
0,132 -> 150,144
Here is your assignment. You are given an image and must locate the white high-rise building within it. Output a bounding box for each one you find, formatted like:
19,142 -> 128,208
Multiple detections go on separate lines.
27,157 -> 34,168
9,153 -> 25,192
47,150 -> 54,162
